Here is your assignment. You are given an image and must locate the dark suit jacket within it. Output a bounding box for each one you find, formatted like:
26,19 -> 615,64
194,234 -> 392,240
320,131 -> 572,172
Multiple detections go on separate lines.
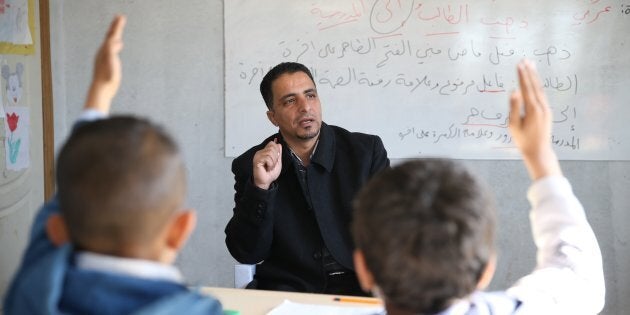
225,122 -> 390,293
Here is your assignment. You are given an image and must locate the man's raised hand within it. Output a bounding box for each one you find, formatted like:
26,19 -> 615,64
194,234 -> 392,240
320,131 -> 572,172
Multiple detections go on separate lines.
252,139 -> 283,190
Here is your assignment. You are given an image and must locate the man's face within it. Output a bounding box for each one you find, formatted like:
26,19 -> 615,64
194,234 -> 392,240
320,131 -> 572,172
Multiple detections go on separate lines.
267,71 -> 322,143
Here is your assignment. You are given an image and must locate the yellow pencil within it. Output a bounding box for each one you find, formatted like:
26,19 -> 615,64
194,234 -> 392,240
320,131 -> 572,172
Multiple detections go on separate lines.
333,296 -> 383,305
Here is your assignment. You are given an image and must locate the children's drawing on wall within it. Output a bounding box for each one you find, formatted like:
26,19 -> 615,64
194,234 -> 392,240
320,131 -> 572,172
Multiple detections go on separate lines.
2,62 -> 22,105
3,106 -> 29,170
0,0 -> 32,45
1,62 -> 28,171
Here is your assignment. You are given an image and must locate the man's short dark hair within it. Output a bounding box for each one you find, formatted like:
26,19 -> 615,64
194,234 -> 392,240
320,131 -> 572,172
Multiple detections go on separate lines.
56,116 -> 186,252
259,62 -> 315,110
352,159 -> 495,314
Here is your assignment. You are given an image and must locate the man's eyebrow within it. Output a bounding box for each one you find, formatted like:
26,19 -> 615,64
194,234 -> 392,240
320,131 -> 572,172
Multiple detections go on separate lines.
279,92 -> 297,101
278,88 -> 316,101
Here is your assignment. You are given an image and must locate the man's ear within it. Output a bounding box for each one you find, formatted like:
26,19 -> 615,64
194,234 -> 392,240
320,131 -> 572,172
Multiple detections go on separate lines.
165,209 -> 197,252
353,249 -> 375,292
266,110 -> 278,127
46,214 -> 70,247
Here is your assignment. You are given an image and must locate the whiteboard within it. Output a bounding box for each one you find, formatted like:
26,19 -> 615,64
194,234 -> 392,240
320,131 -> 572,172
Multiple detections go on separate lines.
225,0 -> 630,159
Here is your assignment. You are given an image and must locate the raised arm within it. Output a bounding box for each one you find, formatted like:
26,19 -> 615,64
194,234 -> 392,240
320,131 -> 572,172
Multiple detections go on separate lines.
225,153 -> 276,264
508,60 -> 562,180
84,15 -> 126,115
507,60 -> 605,314
3,16 -> 129,313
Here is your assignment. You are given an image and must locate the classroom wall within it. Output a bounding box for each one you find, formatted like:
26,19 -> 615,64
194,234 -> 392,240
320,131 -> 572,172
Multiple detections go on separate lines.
0,1 -> 45,310
49,1 -> 629,314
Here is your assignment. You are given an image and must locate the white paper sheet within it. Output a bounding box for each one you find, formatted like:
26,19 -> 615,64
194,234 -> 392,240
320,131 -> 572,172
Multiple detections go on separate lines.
267,300 -> 385,315
0,0 -> 33,45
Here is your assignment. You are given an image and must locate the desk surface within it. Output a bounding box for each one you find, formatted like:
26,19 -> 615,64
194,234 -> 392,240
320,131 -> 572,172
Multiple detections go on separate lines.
201,287 -> 383,315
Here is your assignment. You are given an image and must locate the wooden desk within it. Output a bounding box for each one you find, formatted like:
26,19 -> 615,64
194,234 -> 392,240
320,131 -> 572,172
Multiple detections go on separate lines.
201,287 -> 383,315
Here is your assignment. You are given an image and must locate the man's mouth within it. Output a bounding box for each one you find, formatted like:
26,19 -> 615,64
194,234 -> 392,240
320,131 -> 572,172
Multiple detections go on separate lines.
298,118 -> 315,127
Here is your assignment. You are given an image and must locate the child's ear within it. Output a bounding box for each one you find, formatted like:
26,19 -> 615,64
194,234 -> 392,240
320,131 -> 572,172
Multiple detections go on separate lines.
477,253 -> 497,290
46,214 -> 69,246
353,249 -> 375,293
165,209 -> 197,251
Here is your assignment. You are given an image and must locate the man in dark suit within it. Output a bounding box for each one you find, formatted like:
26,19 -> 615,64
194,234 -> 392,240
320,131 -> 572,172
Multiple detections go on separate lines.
225,62 -> 390,296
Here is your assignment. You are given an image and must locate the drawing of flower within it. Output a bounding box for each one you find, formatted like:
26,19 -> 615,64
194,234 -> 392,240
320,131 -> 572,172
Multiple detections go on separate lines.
6,112 -> 19,132
5,112 -> 21,164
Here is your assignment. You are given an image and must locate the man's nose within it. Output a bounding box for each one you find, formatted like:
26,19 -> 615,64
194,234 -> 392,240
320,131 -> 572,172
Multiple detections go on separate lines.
298,96 -> 311,112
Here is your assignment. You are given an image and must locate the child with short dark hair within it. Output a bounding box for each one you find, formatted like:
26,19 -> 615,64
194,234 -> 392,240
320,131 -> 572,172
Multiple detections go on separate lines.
351,61 -> 605,315
3,16 -> 222,315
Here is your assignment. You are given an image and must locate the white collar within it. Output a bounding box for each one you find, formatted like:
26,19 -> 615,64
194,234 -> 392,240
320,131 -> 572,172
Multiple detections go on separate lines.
76,251 -> 184,284
438,299 -> 473,315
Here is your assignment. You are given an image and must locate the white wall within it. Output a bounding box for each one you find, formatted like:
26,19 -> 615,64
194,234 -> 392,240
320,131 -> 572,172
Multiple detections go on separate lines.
46,1 -> 630,314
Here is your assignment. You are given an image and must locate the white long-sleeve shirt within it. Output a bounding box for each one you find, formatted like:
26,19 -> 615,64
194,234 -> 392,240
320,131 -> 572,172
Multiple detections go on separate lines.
443,176 -> 605,315
506,176 -> 605,314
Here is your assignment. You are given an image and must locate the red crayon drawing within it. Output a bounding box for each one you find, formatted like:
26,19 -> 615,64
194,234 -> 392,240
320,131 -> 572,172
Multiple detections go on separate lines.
6,112 -> 19,132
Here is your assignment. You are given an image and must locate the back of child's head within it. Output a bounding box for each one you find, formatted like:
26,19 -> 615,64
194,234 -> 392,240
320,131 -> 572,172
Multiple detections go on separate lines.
352,159 -> 496,314
56,116 -> 186,255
